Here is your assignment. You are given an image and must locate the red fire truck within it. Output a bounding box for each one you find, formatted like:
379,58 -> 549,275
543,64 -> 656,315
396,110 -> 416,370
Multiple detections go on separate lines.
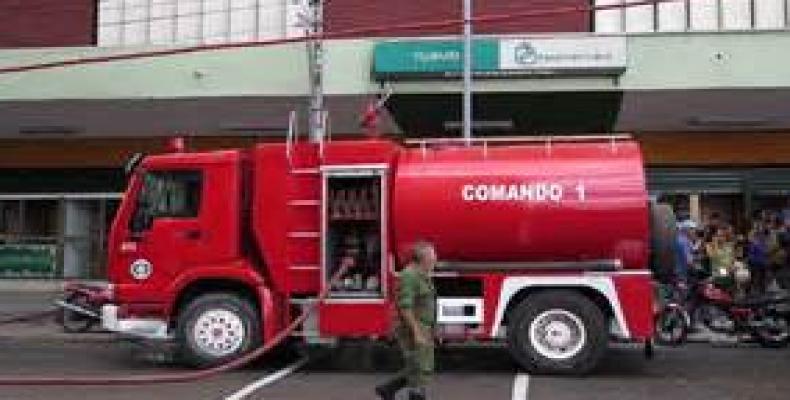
99,135 -> 654,374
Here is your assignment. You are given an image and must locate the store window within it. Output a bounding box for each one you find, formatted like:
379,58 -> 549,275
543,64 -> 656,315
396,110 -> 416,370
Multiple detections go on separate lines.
657,0 -> 686,32
700,194 -> 745,231
594,0 -> 790,33
624,0 -> 655,33
649,168 -> 790,238
0,200 -> 58,278
658,193 -> 691,220
0,197 -> 120,279
97,0 -> 306,47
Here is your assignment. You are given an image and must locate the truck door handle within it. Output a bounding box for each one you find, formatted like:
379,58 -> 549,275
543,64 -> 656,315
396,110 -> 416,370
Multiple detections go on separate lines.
183,230 -> 202,240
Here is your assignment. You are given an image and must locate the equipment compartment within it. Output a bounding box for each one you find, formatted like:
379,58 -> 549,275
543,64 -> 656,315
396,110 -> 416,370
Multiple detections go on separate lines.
323,172 -> 385,298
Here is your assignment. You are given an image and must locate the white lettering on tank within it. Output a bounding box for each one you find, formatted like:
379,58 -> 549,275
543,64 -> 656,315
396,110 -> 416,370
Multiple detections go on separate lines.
489,185 -> 507,201
462,185 -> 475,201
460,182 -> 583,203
575,182 -> 586,202
519,184 -> 533,201
549,184 -> 563,202
535,184 -> 547,201
475,185 -> 488,201
506,185 -> 519,201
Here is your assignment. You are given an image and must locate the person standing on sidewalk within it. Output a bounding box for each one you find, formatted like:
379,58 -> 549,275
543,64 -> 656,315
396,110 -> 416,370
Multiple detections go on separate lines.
375,241 -> 437,400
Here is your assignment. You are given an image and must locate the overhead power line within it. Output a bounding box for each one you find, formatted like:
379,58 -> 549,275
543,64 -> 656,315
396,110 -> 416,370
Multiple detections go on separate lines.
0,0 -> 680,75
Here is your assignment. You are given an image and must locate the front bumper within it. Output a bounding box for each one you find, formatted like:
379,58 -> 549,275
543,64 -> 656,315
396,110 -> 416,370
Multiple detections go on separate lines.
101,304 -> 172,340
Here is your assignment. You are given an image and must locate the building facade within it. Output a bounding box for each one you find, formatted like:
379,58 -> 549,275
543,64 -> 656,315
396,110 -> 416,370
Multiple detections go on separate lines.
1,0 -> 789,279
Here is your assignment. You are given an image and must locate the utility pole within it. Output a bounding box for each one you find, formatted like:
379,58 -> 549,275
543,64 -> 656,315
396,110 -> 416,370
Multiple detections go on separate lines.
462,0 -> 473,144
307,0 -> 325,143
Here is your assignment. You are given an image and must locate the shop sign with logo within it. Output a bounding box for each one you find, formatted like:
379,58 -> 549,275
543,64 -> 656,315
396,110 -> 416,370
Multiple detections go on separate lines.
373,36 -> 626,79
373,39 -> 499,78
499,37 -> 626,74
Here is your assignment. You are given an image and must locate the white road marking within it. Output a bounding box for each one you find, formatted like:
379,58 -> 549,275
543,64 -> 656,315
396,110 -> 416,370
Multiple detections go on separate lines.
224,357 -> 309,400
512,373 -> 530,400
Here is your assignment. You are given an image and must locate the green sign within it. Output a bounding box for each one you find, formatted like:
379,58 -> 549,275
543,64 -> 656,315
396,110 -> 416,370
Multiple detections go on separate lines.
373,37 -> 627,79
0,245 -> 57,277
373,40 -> 499,78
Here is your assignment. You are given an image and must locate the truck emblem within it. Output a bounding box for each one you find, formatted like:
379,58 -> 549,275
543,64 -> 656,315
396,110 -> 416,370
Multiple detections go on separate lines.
130,259 -> 153,280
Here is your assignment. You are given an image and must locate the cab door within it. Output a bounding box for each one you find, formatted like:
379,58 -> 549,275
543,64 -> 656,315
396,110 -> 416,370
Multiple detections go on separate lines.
112,153 -> 241,299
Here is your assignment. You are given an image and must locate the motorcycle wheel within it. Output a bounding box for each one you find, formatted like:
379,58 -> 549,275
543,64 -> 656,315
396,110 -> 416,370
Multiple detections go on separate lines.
60,293 -> 97,333
754,316 -> 790,349
693,304 -> 734,333
655,306 -> 689,345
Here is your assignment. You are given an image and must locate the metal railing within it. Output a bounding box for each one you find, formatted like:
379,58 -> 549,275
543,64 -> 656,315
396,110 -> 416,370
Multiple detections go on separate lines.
404,134 -> 633,147
405,134 -> 633,159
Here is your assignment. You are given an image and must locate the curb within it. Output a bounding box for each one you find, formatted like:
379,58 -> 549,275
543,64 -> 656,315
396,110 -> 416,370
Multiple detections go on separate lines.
0,334 -> 116,345
0,279 -> 106,293
0,322 -> 115,344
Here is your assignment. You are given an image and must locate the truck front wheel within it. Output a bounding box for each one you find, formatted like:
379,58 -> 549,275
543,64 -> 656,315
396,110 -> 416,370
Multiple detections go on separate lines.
176,293 -> 261,367
506,290 -> 607,375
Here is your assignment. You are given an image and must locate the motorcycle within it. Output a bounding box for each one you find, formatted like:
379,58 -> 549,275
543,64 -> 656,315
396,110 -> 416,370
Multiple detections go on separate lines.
654,281 -> 691,345
692,278 -> 790,348
655,277 -> 790,347
55,282 -> 110,333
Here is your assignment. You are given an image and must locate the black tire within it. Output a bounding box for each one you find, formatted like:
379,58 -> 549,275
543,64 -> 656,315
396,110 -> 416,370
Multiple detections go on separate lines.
506,290 -> 607,375
60,293 -> 96,333
754,316 -> 790,349
654,306 -> 689,346
649,203 -> 677,283
693,304 -> 733,333
176,293 -> 261,368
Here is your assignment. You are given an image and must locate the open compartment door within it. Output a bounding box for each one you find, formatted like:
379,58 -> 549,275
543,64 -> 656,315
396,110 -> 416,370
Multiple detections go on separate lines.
318,165 -> 392,337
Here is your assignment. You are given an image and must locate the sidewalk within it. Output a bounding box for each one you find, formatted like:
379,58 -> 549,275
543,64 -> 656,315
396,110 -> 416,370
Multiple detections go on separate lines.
0,279 -> 106,293
0,320 -> 113,344
0,286 -> 111,343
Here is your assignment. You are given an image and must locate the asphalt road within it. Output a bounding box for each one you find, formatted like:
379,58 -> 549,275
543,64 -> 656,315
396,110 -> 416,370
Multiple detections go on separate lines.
1,336 -> 790,400
3,292 -> 790,400
0,292 -> 60,315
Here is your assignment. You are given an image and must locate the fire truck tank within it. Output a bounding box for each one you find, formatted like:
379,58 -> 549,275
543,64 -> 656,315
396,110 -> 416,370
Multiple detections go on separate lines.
391,137 -> 650,270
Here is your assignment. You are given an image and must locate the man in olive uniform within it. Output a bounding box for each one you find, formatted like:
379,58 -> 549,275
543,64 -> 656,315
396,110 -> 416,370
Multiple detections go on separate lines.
375,241 -> 437,400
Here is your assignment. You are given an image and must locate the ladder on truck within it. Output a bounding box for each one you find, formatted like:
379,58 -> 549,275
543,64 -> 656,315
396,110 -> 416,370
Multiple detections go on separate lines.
283,111 -> 327,339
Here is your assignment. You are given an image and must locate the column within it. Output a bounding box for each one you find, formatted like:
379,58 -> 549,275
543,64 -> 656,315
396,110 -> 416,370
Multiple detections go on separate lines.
689,193 -> 701,224
63,200 -> 92,279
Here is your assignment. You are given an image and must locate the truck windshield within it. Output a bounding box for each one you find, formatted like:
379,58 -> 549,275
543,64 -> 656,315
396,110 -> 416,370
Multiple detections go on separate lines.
130,171 -> 202,233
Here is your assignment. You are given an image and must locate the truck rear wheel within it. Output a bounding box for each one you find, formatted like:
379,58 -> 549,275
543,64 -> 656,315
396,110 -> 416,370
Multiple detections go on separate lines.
176,293 -> 261,367
506,290 -> 607,375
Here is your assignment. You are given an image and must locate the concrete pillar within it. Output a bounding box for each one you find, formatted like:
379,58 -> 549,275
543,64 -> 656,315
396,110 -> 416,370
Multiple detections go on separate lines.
690,194 -> 702,224
63,200 -> 92,279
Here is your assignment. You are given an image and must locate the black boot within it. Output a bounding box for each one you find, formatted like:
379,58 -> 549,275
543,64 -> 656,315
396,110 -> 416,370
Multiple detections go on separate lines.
375,377 -> 407,400
407,388 -> 427,400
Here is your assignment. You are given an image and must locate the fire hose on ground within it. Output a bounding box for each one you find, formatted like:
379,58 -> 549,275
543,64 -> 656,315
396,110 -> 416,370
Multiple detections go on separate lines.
0,309 -> 58,325
0,264 -> 350,386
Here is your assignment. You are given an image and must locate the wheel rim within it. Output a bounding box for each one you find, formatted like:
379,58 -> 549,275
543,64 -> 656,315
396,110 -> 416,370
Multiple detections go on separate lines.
657,311 -> 685,341
62,295 -> 94,331
192,308 -> 246,357
758,317 -> 790,342
528,309 -> 587,360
